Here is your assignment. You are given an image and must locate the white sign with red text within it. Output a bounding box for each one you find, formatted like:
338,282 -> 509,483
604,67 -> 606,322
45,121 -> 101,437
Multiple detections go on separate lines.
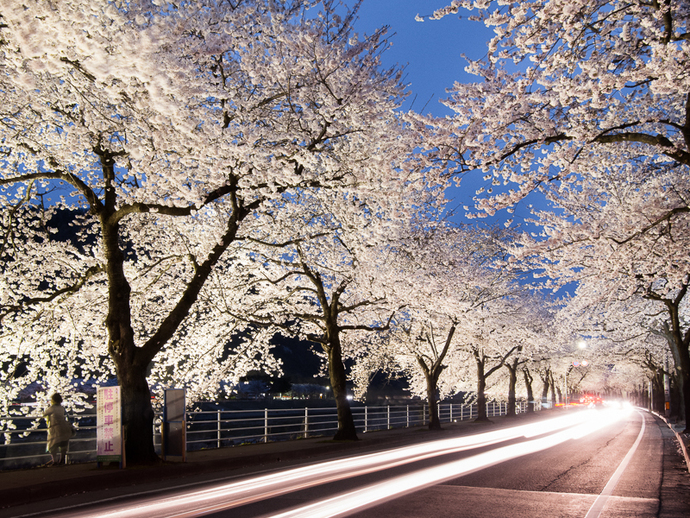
97,386 -> 123,463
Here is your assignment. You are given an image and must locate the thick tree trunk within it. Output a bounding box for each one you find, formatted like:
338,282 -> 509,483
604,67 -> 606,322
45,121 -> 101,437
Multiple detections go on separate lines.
327,337 -> 358,441
101,166 -> 158,464
475,355 -> 489,422
651,285 -> 690,429
425,372 -> 442,430
116,360 -> 157,464
523,368 -> 535,413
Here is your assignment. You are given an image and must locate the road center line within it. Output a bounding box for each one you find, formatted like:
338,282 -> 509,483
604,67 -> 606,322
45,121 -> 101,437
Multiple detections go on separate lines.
584,410 -> 646,518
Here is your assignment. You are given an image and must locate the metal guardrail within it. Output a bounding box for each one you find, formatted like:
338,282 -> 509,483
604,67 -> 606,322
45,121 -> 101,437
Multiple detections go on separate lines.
1,400 -> 537,470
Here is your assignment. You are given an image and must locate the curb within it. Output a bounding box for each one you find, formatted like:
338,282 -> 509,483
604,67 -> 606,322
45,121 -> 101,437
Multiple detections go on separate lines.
651,410 -> 690,473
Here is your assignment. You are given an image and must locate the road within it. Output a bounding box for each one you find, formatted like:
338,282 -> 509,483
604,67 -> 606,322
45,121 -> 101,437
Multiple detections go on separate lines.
32,405 -> 668,518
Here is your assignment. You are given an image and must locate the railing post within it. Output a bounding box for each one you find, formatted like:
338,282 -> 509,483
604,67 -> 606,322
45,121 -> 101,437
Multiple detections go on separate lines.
387,405 -> 390,429
217,409 -> 221,448
406,405 -> 409,428
364,406 -> 368,433
264,408 -> 268,443
304,407 -> 309,438
423,403 -> 427,425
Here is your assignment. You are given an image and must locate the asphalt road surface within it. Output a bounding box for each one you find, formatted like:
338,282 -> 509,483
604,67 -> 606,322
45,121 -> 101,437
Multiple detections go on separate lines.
35,405 -> 667,518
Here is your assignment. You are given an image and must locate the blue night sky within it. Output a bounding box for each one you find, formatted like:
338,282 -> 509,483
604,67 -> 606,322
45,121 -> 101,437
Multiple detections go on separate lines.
350,2 -> 549,231
353,1 -> 494,117
350,2 -> 525,227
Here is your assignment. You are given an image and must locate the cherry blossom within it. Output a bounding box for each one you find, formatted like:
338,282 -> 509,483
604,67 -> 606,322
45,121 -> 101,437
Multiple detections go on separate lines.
0,0 -> 438,461
431,0 -> 690,424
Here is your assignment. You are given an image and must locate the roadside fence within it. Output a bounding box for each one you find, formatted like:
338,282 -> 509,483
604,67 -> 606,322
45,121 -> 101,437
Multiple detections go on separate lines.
1,400 -> 538,470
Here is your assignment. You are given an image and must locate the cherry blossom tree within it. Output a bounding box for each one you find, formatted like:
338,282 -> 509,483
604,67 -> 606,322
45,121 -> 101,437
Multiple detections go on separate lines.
555,276 -> 685,412
461,299 -> 531,421
376,224 -> 523,427
195,176 -> 437,440
426,0 -> 690,426
384,310 -> 465,430
501,294 -> 555,416
215,231 -> 391,440
0,0 -> 430,461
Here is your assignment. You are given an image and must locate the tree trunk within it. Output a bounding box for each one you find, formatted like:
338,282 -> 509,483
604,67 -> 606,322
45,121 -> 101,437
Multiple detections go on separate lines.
653,369 -> 665,413
506,361 -> 517,418
417,323 -> 454,431
651,285 -> 690,429
523,368 -> 535,413
540,372 -> 550,407
475,354 -> 489,422
676,347 -> 690,424
116,360 -> 157,464
90,147 -> 248,465
101,169 -> 158,464
327,336 -> 358,441
425,371 -> 442,430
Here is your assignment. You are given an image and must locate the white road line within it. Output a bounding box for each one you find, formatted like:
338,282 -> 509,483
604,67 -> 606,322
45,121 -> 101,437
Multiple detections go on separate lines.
584,410 -> 646,518
434,485 -> 657,503
430,485 -> 659,503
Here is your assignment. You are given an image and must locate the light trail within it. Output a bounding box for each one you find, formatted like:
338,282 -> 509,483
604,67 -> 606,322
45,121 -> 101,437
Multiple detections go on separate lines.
46,409 -> 629,518
263,407 -> 634,518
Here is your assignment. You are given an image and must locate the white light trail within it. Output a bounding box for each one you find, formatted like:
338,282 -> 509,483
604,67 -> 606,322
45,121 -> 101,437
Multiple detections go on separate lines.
264,408 -> 633,518
46,408 -> 630,518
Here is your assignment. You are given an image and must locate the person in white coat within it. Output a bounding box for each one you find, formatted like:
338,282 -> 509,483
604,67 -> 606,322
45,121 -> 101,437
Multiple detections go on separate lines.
43,393 -> 73,466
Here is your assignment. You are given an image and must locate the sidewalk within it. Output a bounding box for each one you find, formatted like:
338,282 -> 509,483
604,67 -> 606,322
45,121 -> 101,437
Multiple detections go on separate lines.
0,409 -> 687,517
654,414 -> 690,518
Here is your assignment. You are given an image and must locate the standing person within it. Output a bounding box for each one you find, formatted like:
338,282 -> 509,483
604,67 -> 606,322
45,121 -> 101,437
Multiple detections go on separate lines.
43,393 -> 73,466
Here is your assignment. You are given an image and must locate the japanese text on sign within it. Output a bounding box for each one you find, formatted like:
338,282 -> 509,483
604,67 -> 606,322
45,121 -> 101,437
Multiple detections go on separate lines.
97,386 -> 122,460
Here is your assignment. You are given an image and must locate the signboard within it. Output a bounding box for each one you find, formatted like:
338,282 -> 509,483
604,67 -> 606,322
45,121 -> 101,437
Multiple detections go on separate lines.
162,389 -> 186,461
97,386 -> 125,467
